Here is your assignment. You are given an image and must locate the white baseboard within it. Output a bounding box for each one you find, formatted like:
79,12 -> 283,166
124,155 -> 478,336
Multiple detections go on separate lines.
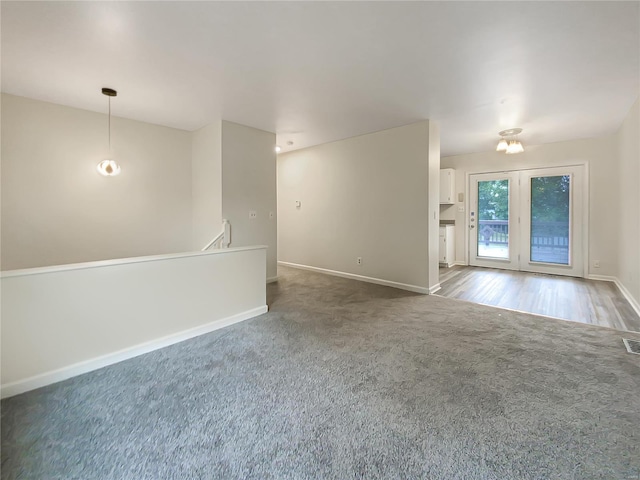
266,276 -> 278,284
586,274 -> 616,282
1,305 -> 268,399
278,261 -> 429,294
453,261 -> 467,266
429,283 -> 441,294
587,274 -> 640,318
613,279 -> 640,318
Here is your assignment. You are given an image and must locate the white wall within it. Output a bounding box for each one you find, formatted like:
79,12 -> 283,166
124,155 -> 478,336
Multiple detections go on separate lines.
192,121 -> 222,250
428,122 -> 441,290
441,135 -> 619,277
278,121 -> 436,292
221,121 -> 277,280
617,97 -> 640,306
1,94 -> 193,270
1,246 -> 268,397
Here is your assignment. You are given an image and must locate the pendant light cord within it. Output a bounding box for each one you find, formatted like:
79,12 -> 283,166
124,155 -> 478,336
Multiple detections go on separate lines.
108,96 -> 111,153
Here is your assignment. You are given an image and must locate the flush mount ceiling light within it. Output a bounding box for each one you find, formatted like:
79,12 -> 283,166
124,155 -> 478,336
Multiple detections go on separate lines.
97,87 -> 121,176
497,128 -> 524,155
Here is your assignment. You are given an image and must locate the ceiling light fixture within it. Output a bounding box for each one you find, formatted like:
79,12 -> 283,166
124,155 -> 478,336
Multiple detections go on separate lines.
97,88 -> 121,176
497,128 -> 524,155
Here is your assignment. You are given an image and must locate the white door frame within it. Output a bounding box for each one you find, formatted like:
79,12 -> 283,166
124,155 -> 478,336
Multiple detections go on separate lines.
519,166 -> 584,277
469,171 -> 521,270
463,163 -> 589,278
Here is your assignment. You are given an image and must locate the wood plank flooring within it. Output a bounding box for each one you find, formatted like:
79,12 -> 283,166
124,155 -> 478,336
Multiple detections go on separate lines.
437,265 -> 640,333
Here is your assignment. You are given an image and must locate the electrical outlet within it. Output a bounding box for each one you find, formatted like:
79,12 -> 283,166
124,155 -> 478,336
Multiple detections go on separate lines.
594,260 -> 601,268
249,210 -> 257,219
357,257 -> 362,266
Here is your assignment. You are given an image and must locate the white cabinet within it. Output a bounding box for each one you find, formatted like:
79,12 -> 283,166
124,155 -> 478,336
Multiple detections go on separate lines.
439,225 -> 455,267
440,168 -> 455,205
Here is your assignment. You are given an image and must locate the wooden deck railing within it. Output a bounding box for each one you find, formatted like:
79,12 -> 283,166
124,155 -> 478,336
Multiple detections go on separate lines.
478,220 -> 569,249
478,220 -> 509,245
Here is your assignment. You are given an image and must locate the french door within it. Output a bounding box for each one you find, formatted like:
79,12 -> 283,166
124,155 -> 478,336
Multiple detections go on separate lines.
469,166 -> 584,277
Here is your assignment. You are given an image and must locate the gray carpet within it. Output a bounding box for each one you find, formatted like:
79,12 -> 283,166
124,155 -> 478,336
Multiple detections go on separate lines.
2,265 -> 640,479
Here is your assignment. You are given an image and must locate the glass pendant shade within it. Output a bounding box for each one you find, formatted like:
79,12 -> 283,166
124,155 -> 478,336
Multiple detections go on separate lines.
505,140 -> 524,154
496,138 -> 508,152
97,159 -> 121,176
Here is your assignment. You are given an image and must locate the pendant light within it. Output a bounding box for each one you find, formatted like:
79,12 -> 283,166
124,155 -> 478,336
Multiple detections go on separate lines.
97,88 -> 121,176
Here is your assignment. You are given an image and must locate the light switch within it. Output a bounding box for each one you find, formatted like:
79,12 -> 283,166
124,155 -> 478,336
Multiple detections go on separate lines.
295,201 -> 301,208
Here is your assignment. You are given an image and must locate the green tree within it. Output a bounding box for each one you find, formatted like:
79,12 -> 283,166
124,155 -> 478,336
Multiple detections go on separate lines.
478,180 -> 509,220
531,175 -> 570,222
531,175 -> 570,238
477,176 -> 570,223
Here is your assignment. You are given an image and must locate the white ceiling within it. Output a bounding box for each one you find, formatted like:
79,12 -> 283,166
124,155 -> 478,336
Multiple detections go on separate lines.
2,1 -> 638,156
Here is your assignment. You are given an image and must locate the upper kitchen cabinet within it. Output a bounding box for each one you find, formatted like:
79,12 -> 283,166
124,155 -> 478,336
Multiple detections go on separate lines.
440,168 -> 455,205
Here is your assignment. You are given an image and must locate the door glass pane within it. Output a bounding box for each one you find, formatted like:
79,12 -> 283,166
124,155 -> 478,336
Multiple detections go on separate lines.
477,179 -> 509,259
530,175 -> 570,264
